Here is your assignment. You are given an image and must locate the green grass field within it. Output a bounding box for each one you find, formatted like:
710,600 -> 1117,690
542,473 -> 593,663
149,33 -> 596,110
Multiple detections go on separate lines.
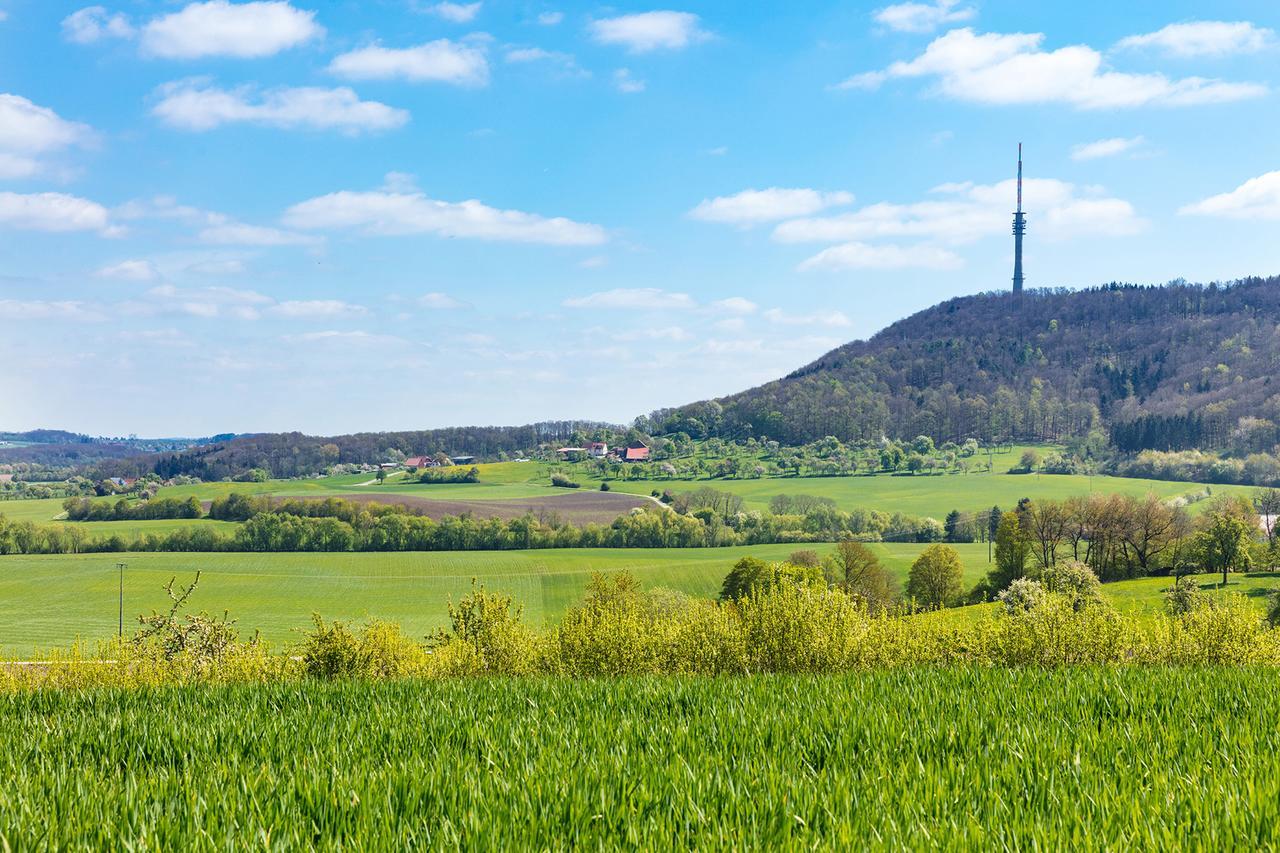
3,450 -> 1252,543
0,543 -> 992,652
5,670 -> 1280,847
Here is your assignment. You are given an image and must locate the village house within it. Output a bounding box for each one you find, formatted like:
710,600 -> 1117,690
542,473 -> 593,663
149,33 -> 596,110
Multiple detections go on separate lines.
619,441 -> 650,462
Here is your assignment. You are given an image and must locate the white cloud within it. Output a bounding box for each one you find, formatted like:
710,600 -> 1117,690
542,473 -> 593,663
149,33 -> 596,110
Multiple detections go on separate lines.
1116,21 -> 1274,58
423,2 -> 481,23
563,288 -> 695,310
1071,136 -> 1144,161
0,300 -> 97,320
96,259 -> 159,281
1179,171 -> 1280,220
538,11 -> 563,26
199,220 -> 318,246
690,188 -> 854,225
578,255 -> 608,268
122,283 -> 272,319
763,308 -> 853,328
284,188 -> 606,245
417,292 -> 466,309
152,80 -> 408,133
710,296 -> 758,315
0,191 -> 116,234
873,0 -> 974,34
284,330 -> 404,345
329,39 -> 489,86
62,6 -> 135,43
838,28 -> 1266,108
0,94 -> 94,179
269,299 -> 367,317
590,11 -> 709,53
141,1 -> 322,59
774,177 -> 1143,245
186,258 -> 247,275
614,326 -> 692,341
798,241 -> 963,271
613,69 -> 645,93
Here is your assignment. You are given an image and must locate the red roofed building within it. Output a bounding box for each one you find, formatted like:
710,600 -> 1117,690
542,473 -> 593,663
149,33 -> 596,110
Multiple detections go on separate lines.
404,456 -> 431,468
620,441 -> 650,462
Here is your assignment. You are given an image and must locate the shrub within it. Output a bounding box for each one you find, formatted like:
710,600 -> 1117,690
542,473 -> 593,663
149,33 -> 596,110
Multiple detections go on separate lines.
1165,575 -> 1206,616
550,473 -> 580,489
997,578 -> 1046,614
1042,560 -> 1104,611
428,580 -> 538,675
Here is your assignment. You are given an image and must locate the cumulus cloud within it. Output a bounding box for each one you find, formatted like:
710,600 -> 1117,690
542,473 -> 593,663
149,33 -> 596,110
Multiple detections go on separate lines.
798,241 -> 963,271
775,177 -> 1142,247
186,258 -> 247,276
837,28 -> 1266,108
873,0 -> 974,34
613,69 -> 645,93
198,219 -> 319,246
128,283 -> 273,319
590,11 -> 709,53
151,80 -> 408,133
1071,136 -> 1145,161
61,6 -> 135,43
710,296 -> 758,315
1179,171 -> 1280,220
1116,21 -> 1274,58
269,299 -> 367,317
283,187 -> 606,245
563,288 -> 695,310
538,11 -> 563,26
422,2 -> 481,23
690,188 -> 854,225
140,1 -> 322,59
0,300 -> 98,320
417,292 -> 467,309
0,94 -> 95,179
96,259 -> 160,281
329,39 -> 489,86
0,191 -> 117,234
763,308 -> 853,328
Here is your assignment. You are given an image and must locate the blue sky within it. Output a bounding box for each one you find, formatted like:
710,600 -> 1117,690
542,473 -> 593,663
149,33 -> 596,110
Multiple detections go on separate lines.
2,1 -> 1278,436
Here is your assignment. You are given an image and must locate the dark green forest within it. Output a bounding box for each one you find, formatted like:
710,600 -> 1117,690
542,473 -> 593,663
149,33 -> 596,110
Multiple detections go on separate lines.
650,276 -> 1280,448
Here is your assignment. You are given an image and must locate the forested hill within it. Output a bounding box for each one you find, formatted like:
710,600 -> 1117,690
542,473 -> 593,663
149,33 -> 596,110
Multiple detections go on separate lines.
94,422 -> 615,481
652,276 -> 1280,451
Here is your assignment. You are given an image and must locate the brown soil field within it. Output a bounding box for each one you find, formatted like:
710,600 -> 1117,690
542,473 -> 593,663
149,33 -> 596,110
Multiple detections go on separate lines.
337,491 -> 654,525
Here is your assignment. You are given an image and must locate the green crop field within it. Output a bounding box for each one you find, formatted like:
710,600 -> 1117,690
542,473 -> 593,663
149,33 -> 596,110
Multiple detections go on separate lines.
2,449 -> 1255,543
5,669 -> 1280,848
0,543 -> 995,652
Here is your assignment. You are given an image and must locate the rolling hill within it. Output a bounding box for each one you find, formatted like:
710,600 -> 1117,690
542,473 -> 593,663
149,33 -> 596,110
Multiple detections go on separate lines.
653,276 -> 1280,449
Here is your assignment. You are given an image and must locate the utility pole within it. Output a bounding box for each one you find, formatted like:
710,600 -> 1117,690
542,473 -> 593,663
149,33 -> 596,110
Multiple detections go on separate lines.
117,561 -> 127,638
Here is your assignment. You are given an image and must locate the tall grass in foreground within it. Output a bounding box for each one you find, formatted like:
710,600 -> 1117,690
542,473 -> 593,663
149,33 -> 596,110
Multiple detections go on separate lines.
2,670 -> 1279,848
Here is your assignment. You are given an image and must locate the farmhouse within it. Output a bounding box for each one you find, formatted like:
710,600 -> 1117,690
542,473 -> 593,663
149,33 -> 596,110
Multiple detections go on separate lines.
587,441 -> 608,458
620,441 -> 650,462
403,456 -> 431,468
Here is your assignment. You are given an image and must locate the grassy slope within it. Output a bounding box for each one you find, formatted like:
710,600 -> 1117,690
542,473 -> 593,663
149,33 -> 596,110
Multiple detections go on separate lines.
0,543 -> 994,652
3,449 -> 1252,537
5,671 -> 1280,847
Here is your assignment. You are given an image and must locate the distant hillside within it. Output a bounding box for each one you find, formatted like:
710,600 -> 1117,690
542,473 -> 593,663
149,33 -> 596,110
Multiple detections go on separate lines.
650,276 -> 1280,451
92,422 -> 616,481
0,432 -> 236,469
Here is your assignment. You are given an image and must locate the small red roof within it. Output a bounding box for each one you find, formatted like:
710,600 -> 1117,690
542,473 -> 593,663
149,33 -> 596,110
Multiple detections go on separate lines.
622,446 -> 650,461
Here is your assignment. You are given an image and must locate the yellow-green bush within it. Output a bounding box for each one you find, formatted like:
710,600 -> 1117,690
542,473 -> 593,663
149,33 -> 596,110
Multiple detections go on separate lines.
12,577 -> 1280,690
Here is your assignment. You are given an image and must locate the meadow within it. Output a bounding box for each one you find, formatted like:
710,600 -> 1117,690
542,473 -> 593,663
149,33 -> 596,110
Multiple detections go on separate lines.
4,669 -> 1279,848
0,543 -> 992,651
2,449 -> 1253,538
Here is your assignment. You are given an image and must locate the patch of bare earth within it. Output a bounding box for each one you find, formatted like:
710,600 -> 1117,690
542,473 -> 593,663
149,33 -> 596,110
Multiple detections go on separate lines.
339,491 -> 653,525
